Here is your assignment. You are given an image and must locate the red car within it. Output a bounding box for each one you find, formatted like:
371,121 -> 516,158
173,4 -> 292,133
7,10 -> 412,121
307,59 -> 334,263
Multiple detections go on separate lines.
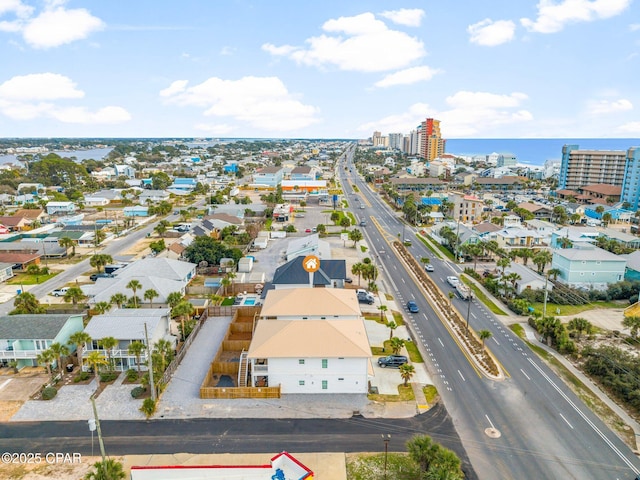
305,228 -> 312,233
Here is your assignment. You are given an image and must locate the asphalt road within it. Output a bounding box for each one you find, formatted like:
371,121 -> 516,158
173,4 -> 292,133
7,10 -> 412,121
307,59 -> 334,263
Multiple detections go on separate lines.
0,403 -> 478,479
341,148 -> 640,480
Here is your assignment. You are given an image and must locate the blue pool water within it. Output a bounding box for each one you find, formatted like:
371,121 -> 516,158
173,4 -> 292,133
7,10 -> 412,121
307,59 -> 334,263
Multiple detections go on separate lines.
243,298 -> 256,306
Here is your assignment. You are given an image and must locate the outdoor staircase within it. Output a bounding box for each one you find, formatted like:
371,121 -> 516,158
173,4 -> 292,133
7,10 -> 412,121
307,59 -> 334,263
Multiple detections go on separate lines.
237,350 -> 249,387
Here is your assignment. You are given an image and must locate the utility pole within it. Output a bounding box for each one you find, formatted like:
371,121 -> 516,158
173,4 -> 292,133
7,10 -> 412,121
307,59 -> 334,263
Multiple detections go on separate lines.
466,292 -> 474,333
542,274 -> 549,319
89,395 -> 107,464
455,215 -> 462,263
144,322 -> 156,401
382,434 -> 391,479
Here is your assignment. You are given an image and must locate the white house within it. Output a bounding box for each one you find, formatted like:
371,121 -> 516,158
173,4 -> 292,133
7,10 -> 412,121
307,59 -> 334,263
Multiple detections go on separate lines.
248,288 -> 370,394
503,263 -> 552,295
83,309 -> 174,371
139,190 -> 170,204
46,201 -> 76,215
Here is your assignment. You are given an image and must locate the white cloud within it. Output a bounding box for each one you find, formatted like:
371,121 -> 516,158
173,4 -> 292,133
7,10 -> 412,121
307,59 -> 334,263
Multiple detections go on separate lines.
521,0 -> 631,34
161,76 -> 320,132
262,12 -> 425,72
379,8 -> 425,27
0,73 -> 84,100
630,23 -> 640,31
373,66 -> 442,88
617,121 -> 640,133
586,98 -> 633,115
219,46 -> 235,56
359,91 -> 533,137
159,80 -> 188,97
49,105 -> 131,124
0,0 -> 103,48
468,19 -> 516,46
0,72 -> 130,124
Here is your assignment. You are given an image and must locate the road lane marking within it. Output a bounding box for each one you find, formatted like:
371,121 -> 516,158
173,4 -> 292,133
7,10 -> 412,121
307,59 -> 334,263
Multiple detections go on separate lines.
438,338 -> 444,347
492,337 -> 500,345
527,358 -> 638,473
485,414 -> 496,430
0,378 -> 12,391
520,369 -> 530,380
559,413 -> 574,429
471,312 -> 477,319
458,370 -> 466,381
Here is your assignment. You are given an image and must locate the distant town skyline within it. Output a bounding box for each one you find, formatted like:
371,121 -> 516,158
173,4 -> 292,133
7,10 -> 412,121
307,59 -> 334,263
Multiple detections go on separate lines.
1,1 -> 639,139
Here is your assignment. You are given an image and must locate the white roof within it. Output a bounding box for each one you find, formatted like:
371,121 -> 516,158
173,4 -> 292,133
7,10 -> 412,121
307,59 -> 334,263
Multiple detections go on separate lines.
84,309 -> 169,340
116,257 -> 195,282
553,246 -> 627,262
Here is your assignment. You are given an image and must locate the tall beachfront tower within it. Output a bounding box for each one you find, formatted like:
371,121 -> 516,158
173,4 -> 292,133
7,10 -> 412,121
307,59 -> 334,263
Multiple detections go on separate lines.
420,118 -> 445,162
558,144 -> 627,190
621,147 -> 640,210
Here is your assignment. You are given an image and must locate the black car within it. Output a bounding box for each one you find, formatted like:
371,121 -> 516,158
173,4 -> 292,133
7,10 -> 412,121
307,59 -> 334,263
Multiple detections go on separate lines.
90,273 -> 113,281
377,355 -> 408,368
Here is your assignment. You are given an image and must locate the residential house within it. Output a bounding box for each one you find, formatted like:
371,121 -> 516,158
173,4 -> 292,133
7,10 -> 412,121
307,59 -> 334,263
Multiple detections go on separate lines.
448,193 -> 484,223
289,166 -> 317,181
550,227 -> 599,249
139,190 -> 170,204
551,246 -> 627,290
114,164 -> 136,179
248,288 -> 371,394
503,263 -> 552,295
83,309 -> 174,371
46,201 -> 76,216
14,209 -> 48,225
517,202 -> 552,220
17,183 -> 44,194
0,215 -> 30,231
494,226 -> 545,250
431,221 -> 481,250
204,213 -> 244,231
272,256 -> 348,288
168,177 -> 197,192
83,195 -> 110,207
252,166 -> 283,188
0,252 -> 40,270
0,314 -> 84,369
597,227 -> 640,249
622,251 -> 640,281
524,219 -> 557,238
0,263 -> 13,282
472,222 -> 502,239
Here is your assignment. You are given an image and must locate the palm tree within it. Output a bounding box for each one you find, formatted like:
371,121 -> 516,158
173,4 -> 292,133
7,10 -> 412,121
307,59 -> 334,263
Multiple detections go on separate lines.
85,351 -> 108,385
143,289 -> 159,308
166,291 -> 183,308
110,293 -> 127,309
567,317 -> 592,341
93,301 -> 111,315
622,315 -> 640,339
68,331 -> 91,372
36,349 -> 55,380
547,268 -> 561,281
532,250 -> 553,274
49,342 -> 70,374
154,220 -> 171,237
126,279 -> 142,308
98,337 -> 118,371
478,330 -> 493,350
90,254 -> 113,273
399,363 -> 416,387
386,320 -> 397,340
85,458 -> 126,480
153,339 -> 174,372
220,278 -> 231,296
378,304 -> 388,323
407,435 -> 441,474
63,286 -> 86,306
127,341 -> 146,375
351,263 -> 364,286
172,300 -> 194,341
11,291 -> 46,315
390,336 -> 405,354
58,236 -> 76,257
497,257 -> 511,275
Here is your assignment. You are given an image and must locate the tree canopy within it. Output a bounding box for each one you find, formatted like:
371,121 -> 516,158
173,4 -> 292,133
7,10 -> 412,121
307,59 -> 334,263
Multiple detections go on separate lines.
183,235 -> 243,266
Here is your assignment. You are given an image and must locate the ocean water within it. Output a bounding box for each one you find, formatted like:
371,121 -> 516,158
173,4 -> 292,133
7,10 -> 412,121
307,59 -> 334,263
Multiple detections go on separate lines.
0,147 -> 113,165
445,138 -> 640,166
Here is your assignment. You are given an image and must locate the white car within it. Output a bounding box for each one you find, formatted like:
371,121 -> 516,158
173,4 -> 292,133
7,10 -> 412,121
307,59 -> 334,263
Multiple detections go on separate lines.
425,264 -> 434,272
446,276 -> 460,287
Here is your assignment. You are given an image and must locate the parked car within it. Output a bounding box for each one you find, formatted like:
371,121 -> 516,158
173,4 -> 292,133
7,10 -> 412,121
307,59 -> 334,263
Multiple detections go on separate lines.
344,277 -> 353,284
377,355 -> 408,368
51,287 -> 69,297
425,264 -> 434,272
446,276 -> 460,287
90,273 -> 113,281
305,228 -> 312,233
295,213 -> 305,218
357,290 -> 375,304
407,300 -> 419,313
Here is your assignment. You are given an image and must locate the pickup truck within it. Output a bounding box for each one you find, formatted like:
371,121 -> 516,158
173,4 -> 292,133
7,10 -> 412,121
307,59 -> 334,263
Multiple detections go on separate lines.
455,282 -> 471,300
51,287 -> 69,297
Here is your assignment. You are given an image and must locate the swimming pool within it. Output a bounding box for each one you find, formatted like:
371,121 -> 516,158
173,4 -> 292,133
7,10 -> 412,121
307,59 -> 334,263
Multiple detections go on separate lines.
243,298 -> 256,306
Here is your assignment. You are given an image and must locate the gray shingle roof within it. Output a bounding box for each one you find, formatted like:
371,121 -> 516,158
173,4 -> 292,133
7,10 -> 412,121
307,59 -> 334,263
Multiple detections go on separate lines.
272,256 -> 346,285
0,314 -> 80,340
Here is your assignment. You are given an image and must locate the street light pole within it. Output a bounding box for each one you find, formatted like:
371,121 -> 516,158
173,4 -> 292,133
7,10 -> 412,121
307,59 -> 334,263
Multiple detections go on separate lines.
466,292 -> 474,333
382,434 -> 391,479
455,215 -> 462,263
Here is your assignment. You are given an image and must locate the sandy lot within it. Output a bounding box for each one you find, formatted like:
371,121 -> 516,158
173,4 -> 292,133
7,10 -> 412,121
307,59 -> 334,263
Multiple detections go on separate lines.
561,308 -> 628,333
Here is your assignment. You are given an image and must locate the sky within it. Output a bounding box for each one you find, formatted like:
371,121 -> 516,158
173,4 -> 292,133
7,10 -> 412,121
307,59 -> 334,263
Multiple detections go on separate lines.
1,0 -> 640,139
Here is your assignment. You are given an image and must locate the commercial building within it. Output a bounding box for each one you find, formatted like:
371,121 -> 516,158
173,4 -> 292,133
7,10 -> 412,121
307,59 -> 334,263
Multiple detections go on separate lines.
558,145 -> 627,190
621,147 -> 640,210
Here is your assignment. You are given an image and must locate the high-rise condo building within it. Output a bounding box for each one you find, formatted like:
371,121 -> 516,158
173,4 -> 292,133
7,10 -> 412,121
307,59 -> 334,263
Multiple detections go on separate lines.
621,147 -> 640,210
558,145 -> 627,190
420,118 -> 445,161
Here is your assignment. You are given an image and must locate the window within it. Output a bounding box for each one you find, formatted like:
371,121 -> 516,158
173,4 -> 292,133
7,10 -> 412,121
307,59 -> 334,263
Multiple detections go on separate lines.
298,359 -> 305,365
299,380 -> 305,386
322,359 -> 328,368
322,380 -> 328,390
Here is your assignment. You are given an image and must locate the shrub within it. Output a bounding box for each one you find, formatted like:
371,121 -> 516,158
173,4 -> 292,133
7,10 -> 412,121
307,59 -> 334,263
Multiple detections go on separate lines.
100,372 -> 118,383
131,386 -> 146,399
73,371 -> 90,383
42,386 -> 57,400
140,398 -> 157,418
126,369 -> 139,382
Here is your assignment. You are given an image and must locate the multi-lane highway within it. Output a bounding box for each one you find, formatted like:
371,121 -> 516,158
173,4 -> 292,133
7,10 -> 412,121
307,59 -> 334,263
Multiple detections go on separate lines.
340,145 -> 640,480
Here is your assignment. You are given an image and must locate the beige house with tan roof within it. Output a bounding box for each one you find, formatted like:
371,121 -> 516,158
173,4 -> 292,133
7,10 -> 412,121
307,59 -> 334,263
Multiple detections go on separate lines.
247,288 -> 372,394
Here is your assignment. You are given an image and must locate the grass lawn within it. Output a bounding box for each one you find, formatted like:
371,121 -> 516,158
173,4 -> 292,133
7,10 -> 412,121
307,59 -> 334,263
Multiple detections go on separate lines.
392,310 -> 404,326
427,235 -> 455,261
529,300 -> 627,316
405,341 -> 424,362
367,384 -> 414,402
221,297 -> 235,306
8,273 -> 58,285
461,276 -> 508,315
347,212 -> 356,225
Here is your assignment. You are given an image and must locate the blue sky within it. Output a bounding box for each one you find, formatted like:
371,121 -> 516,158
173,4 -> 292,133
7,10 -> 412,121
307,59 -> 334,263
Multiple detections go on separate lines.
0,0 -> 639,139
